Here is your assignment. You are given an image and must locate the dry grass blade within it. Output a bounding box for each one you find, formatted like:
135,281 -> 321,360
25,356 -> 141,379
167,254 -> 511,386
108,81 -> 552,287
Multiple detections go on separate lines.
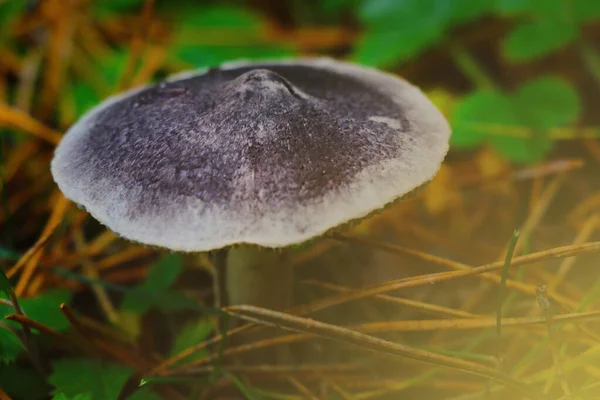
159,241 -> 600,376
537,286 -> 572,398
224,305 -> 545,399
73,231 -> 119,325
0,386 -> 13,400
184,363 -> 357,375
355,311 -> 600,333
117,0 -> 155,91
148,323 -> 253,375
5,314 -> 73,351
167,311 -> 600,376
165,333 -> 310,376
302,280 -> 482,319
0,103 -> 62,144
548,214 -> 599,292
9,193 -> 69,285
328,381 -> 357,400
313,237 -> 600,314
287,377 -> 319,400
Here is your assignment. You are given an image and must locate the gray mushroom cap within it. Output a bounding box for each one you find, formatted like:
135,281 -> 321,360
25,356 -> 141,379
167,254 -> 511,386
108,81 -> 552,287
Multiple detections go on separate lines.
51,57 -> 451,252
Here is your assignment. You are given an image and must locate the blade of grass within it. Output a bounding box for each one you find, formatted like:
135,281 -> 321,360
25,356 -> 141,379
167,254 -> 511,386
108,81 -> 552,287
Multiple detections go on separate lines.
224,305 -> 545,400
497,229 -> 520,365
537,286 -> 572,398
0,103 -> 62,144
8,192 -> 69,281
297,238 -> 600,315
302,279 -> 483,319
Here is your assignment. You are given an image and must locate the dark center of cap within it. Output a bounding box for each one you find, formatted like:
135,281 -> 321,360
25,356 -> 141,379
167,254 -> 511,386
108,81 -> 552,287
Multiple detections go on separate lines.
228,68 -> 305,100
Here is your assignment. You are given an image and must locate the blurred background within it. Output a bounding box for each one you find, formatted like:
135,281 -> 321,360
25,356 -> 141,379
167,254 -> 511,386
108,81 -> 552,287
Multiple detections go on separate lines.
2,0 -> 600,399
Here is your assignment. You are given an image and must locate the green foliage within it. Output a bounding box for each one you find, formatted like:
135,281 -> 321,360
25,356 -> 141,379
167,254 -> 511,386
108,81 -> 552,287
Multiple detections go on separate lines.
127,387 -> 163,400
451,76 -> 580,162
503,19 -> 577,61
49,358 -> 134,400
354,0 -> 450,66
353,0 -> 492,66
0,0 -> 28,42
353,0 -> 600,67
0,363 -> 49,399
1,288 -> 73,332
169,318 -> 213,364
67,50 -> 130,119
92,0 -> 146,18
53,393 -> 93,400
0,288 -> 72,364
501,0 -> 600,61
513,76 -> 581,130
319,0 -> 362,16
0,245 -> 20,261
0,267 -> 11,293
0,326 -> 22,363
120,253 -> 196,313
171,5 -> 295,68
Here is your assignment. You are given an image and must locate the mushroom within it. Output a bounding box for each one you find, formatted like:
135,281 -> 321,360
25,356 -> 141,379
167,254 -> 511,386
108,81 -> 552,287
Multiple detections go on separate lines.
51,57 -> 451,312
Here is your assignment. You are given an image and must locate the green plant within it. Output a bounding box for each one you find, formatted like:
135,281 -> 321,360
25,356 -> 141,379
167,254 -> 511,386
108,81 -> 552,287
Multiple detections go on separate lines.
2,1 -> 600,399
450,75 -> 581,163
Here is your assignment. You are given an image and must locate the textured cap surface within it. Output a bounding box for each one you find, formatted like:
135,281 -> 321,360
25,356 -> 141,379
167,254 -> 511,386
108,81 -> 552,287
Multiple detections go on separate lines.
51,57 -> 451,251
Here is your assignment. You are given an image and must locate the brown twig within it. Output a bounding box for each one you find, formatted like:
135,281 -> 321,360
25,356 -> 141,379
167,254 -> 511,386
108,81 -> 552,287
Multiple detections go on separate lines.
537,286 -> 572,399
224,305 -> 544,400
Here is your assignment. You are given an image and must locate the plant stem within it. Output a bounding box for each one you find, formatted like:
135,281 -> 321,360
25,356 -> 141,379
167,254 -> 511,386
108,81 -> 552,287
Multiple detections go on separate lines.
226,246 -> 293,311
448,42 -> 497,91
579,41 -> 600,89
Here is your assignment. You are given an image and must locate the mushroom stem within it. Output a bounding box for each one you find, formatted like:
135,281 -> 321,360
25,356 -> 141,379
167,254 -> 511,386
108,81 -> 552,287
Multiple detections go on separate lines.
225,245 -> 293,310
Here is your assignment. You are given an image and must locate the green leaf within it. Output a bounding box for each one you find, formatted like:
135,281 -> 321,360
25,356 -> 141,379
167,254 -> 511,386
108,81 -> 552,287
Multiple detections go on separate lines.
71,82 -> 102,119
353,28 -> 442,67
489,76 -> 580,163
354,0 -> 480,66
489,132 -> 554,163
512,76 -> 580,131
0,289 -> 72,332
494,0 -> 535,15
127,387 -> 162,400
572,0 -> 600,23
139,376 -> 200,387
0,245 -> 20,261
525,0 -> 570,21
357,0 -> 404,24
49,358 -> 134,400
0,268 -> 11,293
121,254 -> 193,313
92,0 -> 146,19
120,287 -> 158,314
450,77 -> 577,164
176,45 -> 295,69
451,91 -> 518,148
145,254 -> 184,292
53,393 -> 93,400
503,19 -> 577,61
178,5 -> 264,30
0,363 -> 49,400
446,0 -> 492,24
169,319 -> 213,364
101,50 -> 131,89
0,326 -> 22,363
171,5 -> 295,68
157,291 -> 199,311
494,0 -> 567,19
0,0 -> 28,42
319,0 -> 361,15
120,288 -> 196,313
